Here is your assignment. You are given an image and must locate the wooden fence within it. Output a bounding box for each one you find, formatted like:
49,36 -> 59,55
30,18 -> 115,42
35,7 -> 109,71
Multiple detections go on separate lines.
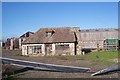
81,40 -> 119,51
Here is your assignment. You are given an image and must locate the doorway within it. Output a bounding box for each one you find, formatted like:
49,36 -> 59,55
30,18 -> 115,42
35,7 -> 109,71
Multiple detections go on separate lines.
45,44 -> 52,56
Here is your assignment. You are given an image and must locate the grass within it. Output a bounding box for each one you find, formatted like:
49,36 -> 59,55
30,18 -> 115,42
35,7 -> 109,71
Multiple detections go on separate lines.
2,50 -> 119,79
14,50 -> 119,65
2,70 -> 15,80
15,52 -> 22,56
78,50 -> 119,64
50,50 -> 119,65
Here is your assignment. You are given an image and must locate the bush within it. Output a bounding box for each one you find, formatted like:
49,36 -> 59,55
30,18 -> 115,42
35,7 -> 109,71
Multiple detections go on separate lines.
15,52 -> 22,56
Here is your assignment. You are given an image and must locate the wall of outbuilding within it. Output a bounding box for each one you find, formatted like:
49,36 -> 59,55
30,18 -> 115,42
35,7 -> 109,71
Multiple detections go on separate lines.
80,28 -> 119,50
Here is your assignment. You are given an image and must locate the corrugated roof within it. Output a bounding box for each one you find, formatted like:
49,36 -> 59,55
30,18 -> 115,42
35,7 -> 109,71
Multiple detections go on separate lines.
80,28 -> 120,32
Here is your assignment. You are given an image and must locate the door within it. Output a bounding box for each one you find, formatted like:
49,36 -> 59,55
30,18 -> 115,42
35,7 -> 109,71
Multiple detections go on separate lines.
45,44 -> 52,56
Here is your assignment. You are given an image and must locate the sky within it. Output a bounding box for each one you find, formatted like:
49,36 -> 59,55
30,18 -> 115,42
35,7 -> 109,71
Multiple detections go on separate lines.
2,0 -> 120,2
2,2 -> 118,40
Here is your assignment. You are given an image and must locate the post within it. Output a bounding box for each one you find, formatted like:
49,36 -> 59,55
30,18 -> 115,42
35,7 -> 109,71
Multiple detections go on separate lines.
52,43 -> 55,55
42,44 -> 45,56
97,43 -> 99,51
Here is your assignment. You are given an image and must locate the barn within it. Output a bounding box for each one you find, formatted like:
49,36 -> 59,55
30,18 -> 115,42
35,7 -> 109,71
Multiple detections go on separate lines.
80,28 -> 120,52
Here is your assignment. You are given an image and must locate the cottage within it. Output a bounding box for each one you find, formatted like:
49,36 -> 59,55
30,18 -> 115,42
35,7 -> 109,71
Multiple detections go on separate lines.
22,27 -> 82,56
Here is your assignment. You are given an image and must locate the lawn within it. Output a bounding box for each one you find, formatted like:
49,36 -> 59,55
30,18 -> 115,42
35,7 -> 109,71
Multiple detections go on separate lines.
50,50 -> 119,65
80,50 -> 119,64
4,49 -> 119,65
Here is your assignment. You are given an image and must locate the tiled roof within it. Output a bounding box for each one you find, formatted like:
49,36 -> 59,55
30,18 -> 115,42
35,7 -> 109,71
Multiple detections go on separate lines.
23,27 -> 76,44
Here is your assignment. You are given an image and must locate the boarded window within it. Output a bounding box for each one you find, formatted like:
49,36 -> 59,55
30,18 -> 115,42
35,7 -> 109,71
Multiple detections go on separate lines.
56,44 -> 69,50
55,44 -> 70,55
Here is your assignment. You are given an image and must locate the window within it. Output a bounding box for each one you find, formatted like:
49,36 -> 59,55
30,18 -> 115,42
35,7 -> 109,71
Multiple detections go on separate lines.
46,32 -> 52,37
105,29 -> 109,31
33,45 -> 42,54
95,29 -> 99,31
46,31 -> 54,37
28,45 -> 42,54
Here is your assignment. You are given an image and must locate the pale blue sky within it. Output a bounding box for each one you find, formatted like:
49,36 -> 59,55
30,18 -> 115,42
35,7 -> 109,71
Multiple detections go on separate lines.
2,2 -> 118,40
2,0 -> 120,2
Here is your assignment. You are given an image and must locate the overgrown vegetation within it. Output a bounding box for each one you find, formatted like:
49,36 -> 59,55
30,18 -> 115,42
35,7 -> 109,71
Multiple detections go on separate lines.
2,67 -> 15,80
15,52 -> 22,56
